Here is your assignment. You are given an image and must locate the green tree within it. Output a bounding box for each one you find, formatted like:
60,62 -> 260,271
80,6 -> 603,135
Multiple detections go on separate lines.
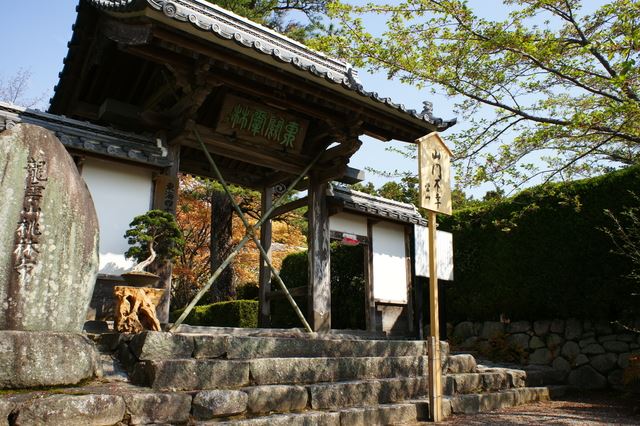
206,0 -> 327,41
604,193 -> 640,286
124,210 -> 185,272
315,0 -> 640,189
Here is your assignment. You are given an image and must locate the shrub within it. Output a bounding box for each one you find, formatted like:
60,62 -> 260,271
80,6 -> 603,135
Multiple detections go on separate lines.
236,283 -> 259,300
170,300 -> 258,327
441,165 -> 640,322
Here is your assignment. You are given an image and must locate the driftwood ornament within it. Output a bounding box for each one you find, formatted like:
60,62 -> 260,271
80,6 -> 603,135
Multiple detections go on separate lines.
114,286 -> 164,333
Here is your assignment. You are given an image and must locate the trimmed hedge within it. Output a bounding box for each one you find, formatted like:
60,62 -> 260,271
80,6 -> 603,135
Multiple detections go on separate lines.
271,243 -> 366,329
170,300 -> 258,327
441,165 -> 640,322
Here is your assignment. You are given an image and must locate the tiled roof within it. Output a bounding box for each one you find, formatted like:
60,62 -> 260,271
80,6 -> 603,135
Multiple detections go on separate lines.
83,0 -> 456,131
328,184 -> 426,226
0,102 -> 170,167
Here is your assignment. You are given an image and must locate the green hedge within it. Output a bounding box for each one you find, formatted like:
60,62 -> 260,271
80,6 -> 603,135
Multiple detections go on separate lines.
441,165 -> 640,322
170,300 -> 258,327
271,243 -> 366,329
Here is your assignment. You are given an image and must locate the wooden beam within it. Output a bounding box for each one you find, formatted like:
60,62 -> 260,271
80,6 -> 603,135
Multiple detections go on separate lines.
203,71 -> 342,124
258,186 -> 273,327
307,173 -> 331,332
267,197 -> 308,220
268,285 -> 307,300
151,27 -> 432,141
339,167 -> 365,185
313,161 -> 349,185
123,44 -> 192,77
179,157 -> 266,189
181,125 -> 311,175
319,136 -> 363,164
100,19 -> 152,45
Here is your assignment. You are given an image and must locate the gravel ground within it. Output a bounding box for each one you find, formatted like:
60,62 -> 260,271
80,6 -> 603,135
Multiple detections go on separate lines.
441,392 -> 640,425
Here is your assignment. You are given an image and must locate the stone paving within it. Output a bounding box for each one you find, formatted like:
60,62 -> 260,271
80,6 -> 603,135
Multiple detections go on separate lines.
441,391 -> 640,425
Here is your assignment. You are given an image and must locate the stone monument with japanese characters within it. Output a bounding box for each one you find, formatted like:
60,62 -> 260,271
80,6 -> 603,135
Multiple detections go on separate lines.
0,123 -> 99,332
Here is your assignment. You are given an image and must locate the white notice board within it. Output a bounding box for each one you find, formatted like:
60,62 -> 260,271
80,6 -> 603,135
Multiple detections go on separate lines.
414,225 -> 454,281
372,222 -> 409,304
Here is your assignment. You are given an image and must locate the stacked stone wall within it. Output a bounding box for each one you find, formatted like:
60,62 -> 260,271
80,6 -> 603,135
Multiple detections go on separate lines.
450,319 -> 640,389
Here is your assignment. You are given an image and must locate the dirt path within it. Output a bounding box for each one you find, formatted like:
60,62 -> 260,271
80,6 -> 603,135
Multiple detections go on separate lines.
441,392 -> 640,425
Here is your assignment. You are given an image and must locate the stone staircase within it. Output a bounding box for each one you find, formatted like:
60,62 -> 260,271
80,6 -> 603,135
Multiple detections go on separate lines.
443,353 -> 550,415
0,330 -> 554,425
111,332 -> 432,424
101,331 -> 550,424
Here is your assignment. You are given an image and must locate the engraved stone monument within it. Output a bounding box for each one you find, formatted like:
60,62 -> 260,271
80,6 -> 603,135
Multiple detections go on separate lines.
0,124 -> 99,332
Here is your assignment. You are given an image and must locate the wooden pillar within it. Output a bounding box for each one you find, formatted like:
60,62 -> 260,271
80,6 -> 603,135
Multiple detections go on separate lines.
365,219 -> 376,332
307,174 -> 331,332
404,225 -> 415,334
151,142 -> 180,324
258,186 -> 273,327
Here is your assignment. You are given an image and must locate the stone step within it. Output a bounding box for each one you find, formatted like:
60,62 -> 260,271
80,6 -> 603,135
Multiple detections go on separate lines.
446,386 -> 551,415
98,354 -> 128,382
522,365 -> 566,386
207,403 -> 422,426
308,377 -> 428,410
2,390 -> 194,426
444,369 -> 526,396
125,331 -> 428,361
131,356 -> 427,390
445,354 -> 477,374
200,411 -> 340,426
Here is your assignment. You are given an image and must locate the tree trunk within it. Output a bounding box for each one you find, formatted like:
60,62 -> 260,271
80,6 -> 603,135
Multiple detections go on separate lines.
208,188 -> 235,302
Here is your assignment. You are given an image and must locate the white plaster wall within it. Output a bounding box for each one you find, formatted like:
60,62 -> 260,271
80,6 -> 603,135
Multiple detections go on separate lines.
329,212 -> 368,236
81,158 -> 153,275
372,221 -> 408,303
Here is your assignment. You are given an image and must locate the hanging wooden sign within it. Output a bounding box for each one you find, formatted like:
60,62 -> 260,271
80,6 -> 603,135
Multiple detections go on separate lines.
216,94 -> 308,154
418,132 -> 452,215
153,174 -> 178,213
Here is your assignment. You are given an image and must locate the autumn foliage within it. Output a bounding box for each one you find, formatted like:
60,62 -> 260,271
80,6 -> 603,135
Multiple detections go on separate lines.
171,174 -> 306,309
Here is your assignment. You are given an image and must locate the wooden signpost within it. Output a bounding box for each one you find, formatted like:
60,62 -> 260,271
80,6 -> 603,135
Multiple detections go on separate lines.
417,132 -> 452,422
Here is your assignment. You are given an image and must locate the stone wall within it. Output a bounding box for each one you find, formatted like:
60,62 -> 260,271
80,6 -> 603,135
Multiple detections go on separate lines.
450,319 -> 640,390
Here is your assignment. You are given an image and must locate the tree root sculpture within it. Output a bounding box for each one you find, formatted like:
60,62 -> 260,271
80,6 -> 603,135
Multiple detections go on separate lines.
114,286 -> 164,333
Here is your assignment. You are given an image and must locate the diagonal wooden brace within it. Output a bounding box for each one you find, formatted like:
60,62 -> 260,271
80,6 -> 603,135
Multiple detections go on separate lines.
170,127 -> 322,332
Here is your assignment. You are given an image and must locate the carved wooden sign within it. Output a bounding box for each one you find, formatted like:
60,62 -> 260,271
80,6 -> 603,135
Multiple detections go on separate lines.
216,94 -> 308,153
418,132 -> 452,215
153,174 -> 178,213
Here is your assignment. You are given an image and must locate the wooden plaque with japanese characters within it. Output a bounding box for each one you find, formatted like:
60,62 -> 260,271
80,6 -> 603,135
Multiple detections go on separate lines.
418,132 -> 452,215
216,94 -> 308,154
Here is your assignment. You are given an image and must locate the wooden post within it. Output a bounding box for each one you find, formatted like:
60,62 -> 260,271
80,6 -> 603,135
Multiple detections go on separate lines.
365,219 -> 376,332
417,132 -> 452,422
258,186 -> 273,327
428,210 -> 443,422
151,142 -> 180,324
307,173 -> 331,332
405,225 -> 415,334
